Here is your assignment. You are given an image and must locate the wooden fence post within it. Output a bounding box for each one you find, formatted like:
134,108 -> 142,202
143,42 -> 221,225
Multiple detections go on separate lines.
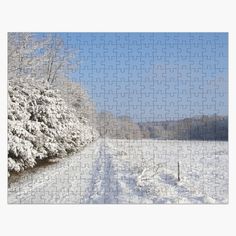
177,161 -> 180,182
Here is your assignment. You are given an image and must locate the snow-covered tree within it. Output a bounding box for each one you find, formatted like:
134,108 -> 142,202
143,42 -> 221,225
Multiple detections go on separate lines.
8,33 -> 79,83
97,112 -> 142,139
8,32 -> 96,125
8,77 -> 98,174
8,33 -> 42,79
40,34 -> 79,84
53,78 -> 97,125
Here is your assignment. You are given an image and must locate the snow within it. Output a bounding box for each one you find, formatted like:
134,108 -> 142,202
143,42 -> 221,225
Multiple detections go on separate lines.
8,78 -> 98,174
8,138 -> 228,204
110,139 -> 228,204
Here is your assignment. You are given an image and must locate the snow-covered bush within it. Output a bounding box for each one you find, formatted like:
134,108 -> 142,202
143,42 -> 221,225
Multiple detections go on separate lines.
53,78 -> 97,126
8,78 -> 99,174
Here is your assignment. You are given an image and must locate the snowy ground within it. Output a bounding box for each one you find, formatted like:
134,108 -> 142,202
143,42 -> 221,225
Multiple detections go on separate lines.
8,139 -> 228,204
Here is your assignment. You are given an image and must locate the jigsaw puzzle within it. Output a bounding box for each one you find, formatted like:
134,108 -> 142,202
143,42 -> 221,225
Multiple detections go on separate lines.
8,33 -> 228,204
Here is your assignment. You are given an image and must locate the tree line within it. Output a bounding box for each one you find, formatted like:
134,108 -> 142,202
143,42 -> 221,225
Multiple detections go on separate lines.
97,113 -> 228,140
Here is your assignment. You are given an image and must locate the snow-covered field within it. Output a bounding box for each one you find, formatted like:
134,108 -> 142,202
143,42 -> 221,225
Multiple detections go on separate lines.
8,139 -> 228,204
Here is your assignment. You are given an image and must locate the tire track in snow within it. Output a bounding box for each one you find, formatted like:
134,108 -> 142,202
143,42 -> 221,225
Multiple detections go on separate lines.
83,141 -> 121,203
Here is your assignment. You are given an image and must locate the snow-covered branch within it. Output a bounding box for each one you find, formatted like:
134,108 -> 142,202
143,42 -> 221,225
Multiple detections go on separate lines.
8,78 -> 99,174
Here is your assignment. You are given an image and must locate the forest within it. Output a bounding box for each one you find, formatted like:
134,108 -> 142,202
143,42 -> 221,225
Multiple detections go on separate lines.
97,112 -> 228,140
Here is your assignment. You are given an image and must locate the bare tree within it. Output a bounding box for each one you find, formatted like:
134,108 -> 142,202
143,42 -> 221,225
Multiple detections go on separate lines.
8,33 -> 79,84
8,33 -> 42,79
42,34 -> 79,84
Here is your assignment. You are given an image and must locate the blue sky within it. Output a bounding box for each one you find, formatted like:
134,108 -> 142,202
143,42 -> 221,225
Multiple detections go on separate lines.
59,33 -> 228,122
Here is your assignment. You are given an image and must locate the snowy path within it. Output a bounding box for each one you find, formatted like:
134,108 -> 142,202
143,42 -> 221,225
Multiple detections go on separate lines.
8,140 -> 101,204
83,142 -> 121,203
8,139 -> 228,204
